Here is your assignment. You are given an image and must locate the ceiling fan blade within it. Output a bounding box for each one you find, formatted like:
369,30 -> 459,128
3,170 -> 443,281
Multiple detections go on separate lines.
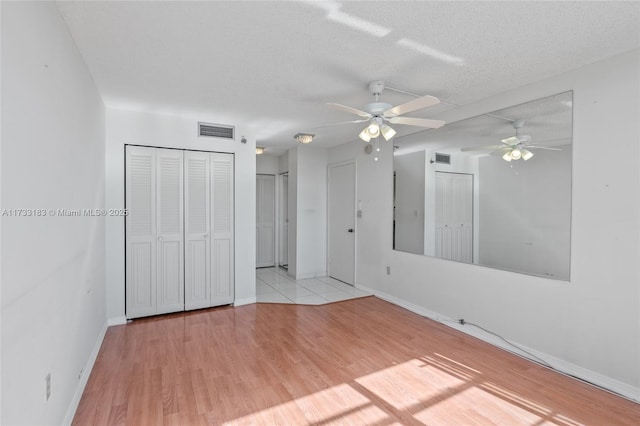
383,95 -> 440,118
501,136 -> 520,145
309,119 -> 369,129
387,116 -> 445,128
327,103 -> 372,118
460,144 -> 503,152
490,148 -> 511,156
526,145 -> 562,151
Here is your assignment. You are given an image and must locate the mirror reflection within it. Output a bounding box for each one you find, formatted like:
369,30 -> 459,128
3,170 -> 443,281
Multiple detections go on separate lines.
393,92 -> 572,280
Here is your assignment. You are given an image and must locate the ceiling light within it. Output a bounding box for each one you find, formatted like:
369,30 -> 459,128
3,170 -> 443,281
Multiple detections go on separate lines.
521,149 -> 534,161
510,148 -> 522,160
366,122 -> 380,138
255,147 -> 265,155
359,128 -> 372,142
381,124 -> 396,140
294,133 -> 314,144
502,151 -> 512,162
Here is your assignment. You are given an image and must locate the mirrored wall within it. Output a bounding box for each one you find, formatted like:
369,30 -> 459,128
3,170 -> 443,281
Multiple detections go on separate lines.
393,92 -> 572,280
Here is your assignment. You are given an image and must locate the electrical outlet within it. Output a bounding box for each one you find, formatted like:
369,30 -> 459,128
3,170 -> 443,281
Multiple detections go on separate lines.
386,266 -> 391,275
45,373 -> 51,402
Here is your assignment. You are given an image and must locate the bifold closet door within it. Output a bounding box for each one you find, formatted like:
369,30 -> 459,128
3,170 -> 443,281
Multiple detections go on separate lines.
184,151 -> 235,309
126,146 -> 184,318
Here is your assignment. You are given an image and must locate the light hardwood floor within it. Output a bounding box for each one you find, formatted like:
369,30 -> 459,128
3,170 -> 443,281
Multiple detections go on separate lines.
74,297 -> 640,425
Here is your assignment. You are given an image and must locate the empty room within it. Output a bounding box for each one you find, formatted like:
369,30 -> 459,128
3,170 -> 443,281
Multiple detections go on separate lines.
2,1 -> 640,424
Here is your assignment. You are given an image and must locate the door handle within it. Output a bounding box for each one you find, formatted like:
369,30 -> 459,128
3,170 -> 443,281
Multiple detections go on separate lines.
347,228 -> 354,233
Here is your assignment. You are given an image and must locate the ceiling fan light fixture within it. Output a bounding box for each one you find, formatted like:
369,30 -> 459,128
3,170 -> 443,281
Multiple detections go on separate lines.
381,124 -> 396,140
294,133 -> 315,144
366,122 -> 380,137
502,151 -> 512,162
510,148 -> 522,160
359,128 -> 372,142
521,149 -> 534,160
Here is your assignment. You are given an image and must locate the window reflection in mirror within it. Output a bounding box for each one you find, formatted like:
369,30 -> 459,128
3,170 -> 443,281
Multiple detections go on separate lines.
393,91 -> 572,281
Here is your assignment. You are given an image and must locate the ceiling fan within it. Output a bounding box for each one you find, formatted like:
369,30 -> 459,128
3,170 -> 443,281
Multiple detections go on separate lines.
323,81 -> 445,142
460,119 -> 561,162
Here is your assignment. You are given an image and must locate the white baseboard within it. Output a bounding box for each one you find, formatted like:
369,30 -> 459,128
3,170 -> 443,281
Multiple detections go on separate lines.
63,321 -> 108,425
234,297 -> 257,307
287,271 -> 328,280
107,316 -> 127,326
356,284 -> 640,403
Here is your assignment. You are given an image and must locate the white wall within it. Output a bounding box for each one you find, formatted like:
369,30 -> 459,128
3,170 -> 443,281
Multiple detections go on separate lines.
479,146 -> 572,280
331,50 -> 640,399
393,151 -> 425,254
286,145 -> 328,279
105,108 -> 257,321
1,2 -> 107,424
256,154 -> 279,175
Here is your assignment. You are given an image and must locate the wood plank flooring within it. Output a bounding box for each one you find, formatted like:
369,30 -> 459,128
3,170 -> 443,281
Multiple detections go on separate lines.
73,297 -> 640,425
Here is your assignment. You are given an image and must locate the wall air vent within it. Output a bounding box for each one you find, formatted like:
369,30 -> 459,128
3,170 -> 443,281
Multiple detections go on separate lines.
198,122 -> 235,140
435,153 -> 451,165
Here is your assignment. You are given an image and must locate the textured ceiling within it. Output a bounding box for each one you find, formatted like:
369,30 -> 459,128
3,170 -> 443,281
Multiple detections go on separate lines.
57,1 -> 640,154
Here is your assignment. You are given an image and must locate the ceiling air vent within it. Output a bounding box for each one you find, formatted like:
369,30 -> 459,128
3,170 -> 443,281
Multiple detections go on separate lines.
435,153 -> 451,165
198,122 -> 235,140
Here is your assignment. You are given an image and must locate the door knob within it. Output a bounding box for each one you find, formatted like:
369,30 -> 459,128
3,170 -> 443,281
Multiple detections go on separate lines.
347,228 -> 354,233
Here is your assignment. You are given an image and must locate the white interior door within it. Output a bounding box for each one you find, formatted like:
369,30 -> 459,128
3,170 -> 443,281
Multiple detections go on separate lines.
279,173 -> 288,268
328,162 -> 356,285
256,174 -> 276,268
184,151 -> 211,310
211,153 -> 234,306
435,172 -> 473,262
125,146 -> 157,318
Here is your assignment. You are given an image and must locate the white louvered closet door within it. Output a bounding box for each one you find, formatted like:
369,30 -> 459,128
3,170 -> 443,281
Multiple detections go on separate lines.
126,146 -> 157,318
435,172 -> 473,263
156,149 -> 185,314
126,147 -> 234,319
256,174 -> 276,268
184,151 -> 211,310
211,153 -> 234,306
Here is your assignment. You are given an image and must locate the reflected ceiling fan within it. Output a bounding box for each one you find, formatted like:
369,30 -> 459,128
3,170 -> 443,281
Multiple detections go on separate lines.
323,81 -> 445,142
461,119 -> 561,162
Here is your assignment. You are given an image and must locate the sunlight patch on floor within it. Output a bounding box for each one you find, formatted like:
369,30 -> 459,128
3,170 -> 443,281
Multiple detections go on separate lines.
227,355 -> 586,425
225,383 -> 389,425
356,358 -> 467,410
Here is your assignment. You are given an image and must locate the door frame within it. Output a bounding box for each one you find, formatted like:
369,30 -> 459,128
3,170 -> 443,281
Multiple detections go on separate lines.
327,160 -> 357,285
278,172 -> 288,269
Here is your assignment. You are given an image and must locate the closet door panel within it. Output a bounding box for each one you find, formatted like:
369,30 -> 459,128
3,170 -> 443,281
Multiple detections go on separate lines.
184,151 -> 211,310
211,153 -> 234,306
256,175 -> 276,268
126,146 -> 157,319
156,149 -> 184,314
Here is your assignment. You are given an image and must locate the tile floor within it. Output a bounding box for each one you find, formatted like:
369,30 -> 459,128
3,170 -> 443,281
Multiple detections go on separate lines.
256,267 -> 371,305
